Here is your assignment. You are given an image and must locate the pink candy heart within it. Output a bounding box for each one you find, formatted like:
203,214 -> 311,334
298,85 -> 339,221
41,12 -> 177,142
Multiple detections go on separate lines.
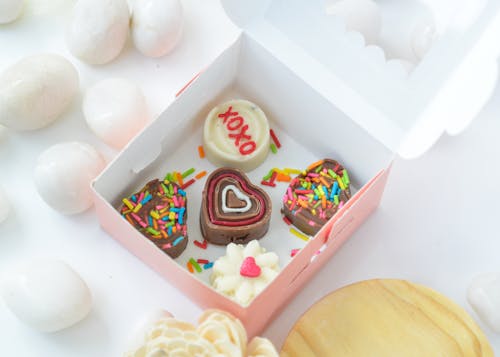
240,257 -> 261,278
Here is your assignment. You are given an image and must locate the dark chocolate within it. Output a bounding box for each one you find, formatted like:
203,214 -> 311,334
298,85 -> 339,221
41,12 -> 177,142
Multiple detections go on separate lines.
120,179 -> 188,258
200,168 -> 272,245
282,159 -> 351,236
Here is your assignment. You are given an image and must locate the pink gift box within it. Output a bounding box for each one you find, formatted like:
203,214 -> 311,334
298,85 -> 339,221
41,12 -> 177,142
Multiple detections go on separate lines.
92,1 -> 500,337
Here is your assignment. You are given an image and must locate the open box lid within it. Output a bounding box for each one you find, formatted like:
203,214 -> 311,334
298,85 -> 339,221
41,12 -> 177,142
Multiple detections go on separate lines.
220,0 -> 500,159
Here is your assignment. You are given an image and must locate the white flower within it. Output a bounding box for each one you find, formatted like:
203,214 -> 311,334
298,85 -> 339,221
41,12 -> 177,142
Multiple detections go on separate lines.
210,240 -> 280,306
124,310 -> 278,357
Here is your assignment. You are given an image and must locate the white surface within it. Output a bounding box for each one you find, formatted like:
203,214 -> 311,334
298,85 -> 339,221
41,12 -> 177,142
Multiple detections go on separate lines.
0,0 -> 499,355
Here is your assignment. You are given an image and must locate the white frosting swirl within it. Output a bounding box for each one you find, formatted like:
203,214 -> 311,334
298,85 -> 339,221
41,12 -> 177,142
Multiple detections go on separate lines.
248,337 -> 279,357
210,240 -> 280,306
124,310 -> 278,357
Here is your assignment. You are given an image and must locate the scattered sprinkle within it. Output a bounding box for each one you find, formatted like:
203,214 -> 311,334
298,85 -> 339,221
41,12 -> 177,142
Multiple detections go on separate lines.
307,160 -> 324,171
267,172 -> 276,185
198,145 -> 205,158
290,227 -> 310,242
189,258 -> 202,273
181,178 -> 196,190
122,198 -> 135,210
194,239 -> 208,249
175,172 -> 184,186
270,129 -> 281,148
187,261 -> 194,273
262,169 -> 274,181
173,236 -> 184,246
182,168 -> 195,179
291,248 -> 300,257
197,259 -> 209,265
276,173 -> 291,182
282,215 -> 292,225
270,143 -> 278,154
195,170 -> 207,179
261,180 -> 276,187
203,262 -> 214,269
284,168 -> 301,175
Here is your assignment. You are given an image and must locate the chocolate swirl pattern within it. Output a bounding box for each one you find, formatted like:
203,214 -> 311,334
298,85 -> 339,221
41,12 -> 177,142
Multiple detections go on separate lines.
201,168 -> 272,245
282,159 -> 351,236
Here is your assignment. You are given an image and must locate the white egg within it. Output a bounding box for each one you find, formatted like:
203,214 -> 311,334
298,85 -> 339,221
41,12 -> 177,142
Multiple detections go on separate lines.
25,0 -> 74,17
83,78 -> 149,149
131,0 -> 183,58
325,0 -> 381,44
0,0 -> 24,24
34,142 -> 106,215
0,54 -> 79,131
66,0 -> 130,65
1,259 -> 92,332
0,186 -> 10,223
468,273 -> 500,333
411,20 -> 437,60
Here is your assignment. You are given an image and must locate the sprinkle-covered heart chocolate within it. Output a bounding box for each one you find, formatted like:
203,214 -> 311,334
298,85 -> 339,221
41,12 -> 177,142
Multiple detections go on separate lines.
120,179 -> 188,258
282,159 -> 351,236
200,168 -> 272,245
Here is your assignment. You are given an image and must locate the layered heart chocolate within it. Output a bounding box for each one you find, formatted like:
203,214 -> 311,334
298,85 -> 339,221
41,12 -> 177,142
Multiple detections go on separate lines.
200,168 -> 272,245
282,159 -> 352,236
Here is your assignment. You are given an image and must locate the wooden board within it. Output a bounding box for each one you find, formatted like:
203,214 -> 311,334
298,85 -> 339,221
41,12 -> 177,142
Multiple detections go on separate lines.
281,279 -> 493,357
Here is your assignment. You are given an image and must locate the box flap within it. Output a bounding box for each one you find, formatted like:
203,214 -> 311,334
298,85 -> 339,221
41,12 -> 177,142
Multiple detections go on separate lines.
221,0 -> 500,158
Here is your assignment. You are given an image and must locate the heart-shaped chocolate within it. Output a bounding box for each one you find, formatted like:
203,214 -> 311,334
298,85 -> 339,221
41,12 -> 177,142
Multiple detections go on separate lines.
282,159 -> 351,236
120,179 -> 188,258
200,168 -> 272,245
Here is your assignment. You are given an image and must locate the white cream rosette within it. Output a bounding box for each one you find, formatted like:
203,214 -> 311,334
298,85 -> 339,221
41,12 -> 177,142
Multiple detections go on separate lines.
125,310 -> 278,357
210,240 -> 280,306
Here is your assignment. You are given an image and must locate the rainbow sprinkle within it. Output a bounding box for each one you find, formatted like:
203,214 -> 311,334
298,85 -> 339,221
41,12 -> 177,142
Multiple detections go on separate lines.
283,160 -> 351,223
270,129 -> 281,148
198,145 -> 205,158
189,258 -> 202,273
120,178 -> 188,254
182,167 -> 195,178
290,227 -> 310,242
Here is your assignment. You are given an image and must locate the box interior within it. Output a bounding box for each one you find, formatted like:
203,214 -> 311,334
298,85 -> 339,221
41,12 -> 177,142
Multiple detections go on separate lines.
221,0 -> 500,158
94,33 -> 393,294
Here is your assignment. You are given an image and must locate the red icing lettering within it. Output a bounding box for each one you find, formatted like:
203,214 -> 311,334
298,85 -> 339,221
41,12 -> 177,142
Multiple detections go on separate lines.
217,106 -> 257,155
218,106 -> 238,124
227,116 -> 244,130
228,124 -> 251,146
239,141 -> 256,155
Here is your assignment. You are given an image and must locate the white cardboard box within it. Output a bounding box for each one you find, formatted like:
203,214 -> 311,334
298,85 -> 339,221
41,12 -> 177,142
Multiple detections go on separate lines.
92,0 -> 500,337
